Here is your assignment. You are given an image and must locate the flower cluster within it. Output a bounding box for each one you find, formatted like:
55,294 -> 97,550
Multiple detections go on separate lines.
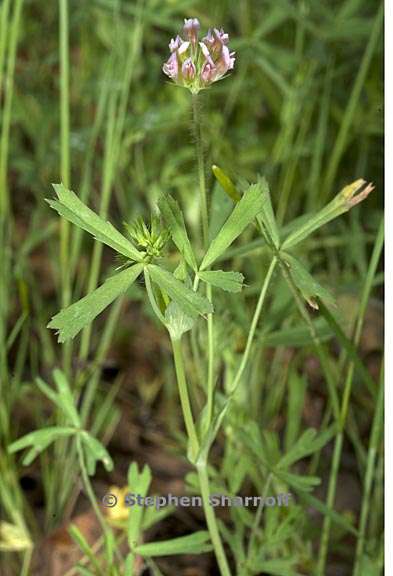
126,216 -> 170,260
162,18 -> 235,93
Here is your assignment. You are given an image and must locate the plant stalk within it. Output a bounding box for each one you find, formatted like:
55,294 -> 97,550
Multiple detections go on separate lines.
169,336 -> 232,576
191,92 -> 215,430
230,257 -> 277,393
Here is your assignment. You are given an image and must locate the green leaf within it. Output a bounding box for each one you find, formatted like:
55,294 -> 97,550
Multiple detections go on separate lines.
48,263 -> 144,342
200,182 -> 266,270
249,557 -> 301,576
127,463 -> 152,547
285,372 -> 307,452
197,398 -> 230,466
198,270 -> 244,293
147,264 -> 213,319
208,180 -> 234,243
35,376 -> 68,413
259,320 -> 335,347
282,252 -> 335,309
158,194 -> 197,270
8,427 -> 76,465
80,432 -> 113,475
164,301 -> 195,341
278,427 -> 336,469
52,369 -> 81,427
256,176 -> 280,248
69,524 -> 102,574
274,470 -> 320,492
281,179 -> 374,250
318,300 -> 377,396
134,531 -> 212,557
48,183 -> 144,262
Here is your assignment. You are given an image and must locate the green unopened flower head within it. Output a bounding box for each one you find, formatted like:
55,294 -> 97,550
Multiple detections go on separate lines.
126,216 -> 169,260
162,18 -> 235,93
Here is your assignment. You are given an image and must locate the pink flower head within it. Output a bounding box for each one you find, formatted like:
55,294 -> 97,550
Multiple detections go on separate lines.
183,18 -> 200,44
162,18 -> 235,93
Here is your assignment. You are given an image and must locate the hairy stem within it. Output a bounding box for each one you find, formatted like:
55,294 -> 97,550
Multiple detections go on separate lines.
192,93 -> 208,246
191,92 -> 215,428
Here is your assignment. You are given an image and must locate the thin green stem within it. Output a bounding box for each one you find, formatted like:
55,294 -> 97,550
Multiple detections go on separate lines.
230,257 -> 277,393
59,0 -> 71,307
206,283 -> 214,425
169,336 -> 231,576
0,0 -> 23,215
191,92 -> 215,429
192,93 -> 208,247
246,473 -> 272,564
170,337 -> 200,459
279,259 -> 341,422
353,362 -> 384,576
0,0 -> 23,399
58,0 -> 74,379
317,218 -> 384,574
197,463 -> 232,576
76,434 -> 112,557
0,0 -> 11,99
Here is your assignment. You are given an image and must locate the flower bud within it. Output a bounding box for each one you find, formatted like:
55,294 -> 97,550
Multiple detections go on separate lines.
201,61 -> 216,84
182,58 -> 196,81
183,18 -> 200,44
162,52 -> 178,80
